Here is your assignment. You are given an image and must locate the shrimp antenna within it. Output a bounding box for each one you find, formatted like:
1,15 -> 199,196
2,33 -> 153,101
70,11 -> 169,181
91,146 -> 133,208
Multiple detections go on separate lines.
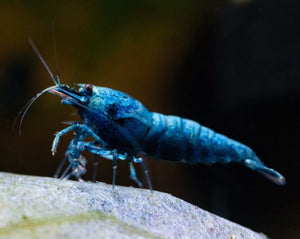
52,24 -> 61,84
28,38 -> 57,85
17,86 -> 57,135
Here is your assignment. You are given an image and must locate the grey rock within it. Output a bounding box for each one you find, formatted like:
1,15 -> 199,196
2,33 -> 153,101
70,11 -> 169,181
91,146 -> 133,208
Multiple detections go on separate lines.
0,172 -> 267,239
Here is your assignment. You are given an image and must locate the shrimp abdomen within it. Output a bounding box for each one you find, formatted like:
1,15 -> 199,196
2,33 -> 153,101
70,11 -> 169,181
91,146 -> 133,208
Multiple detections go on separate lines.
143,113 -> 285,185
144,113 -> 239,164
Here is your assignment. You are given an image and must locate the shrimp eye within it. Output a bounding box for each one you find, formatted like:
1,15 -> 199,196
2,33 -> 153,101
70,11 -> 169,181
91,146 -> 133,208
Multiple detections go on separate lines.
84,84 -> 93,95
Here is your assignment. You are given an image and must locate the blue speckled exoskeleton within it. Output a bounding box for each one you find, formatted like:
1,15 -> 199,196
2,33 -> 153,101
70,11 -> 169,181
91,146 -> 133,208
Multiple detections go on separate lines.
18,40 -> 286,190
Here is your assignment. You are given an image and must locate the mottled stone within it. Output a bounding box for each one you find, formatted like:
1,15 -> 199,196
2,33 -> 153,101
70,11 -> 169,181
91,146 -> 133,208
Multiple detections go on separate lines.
0,173 -> 267,239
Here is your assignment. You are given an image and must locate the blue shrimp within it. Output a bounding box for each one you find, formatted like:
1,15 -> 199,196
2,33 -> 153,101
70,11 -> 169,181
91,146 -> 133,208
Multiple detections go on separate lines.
19,40 -> 286,190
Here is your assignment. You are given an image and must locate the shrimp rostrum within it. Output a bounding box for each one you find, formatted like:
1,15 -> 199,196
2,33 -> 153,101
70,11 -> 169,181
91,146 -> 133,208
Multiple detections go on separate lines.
19,40 -> 286,190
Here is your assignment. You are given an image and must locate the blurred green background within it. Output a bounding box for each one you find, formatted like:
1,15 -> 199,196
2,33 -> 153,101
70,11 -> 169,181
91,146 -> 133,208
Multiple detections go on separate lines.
0,0 -> 299,238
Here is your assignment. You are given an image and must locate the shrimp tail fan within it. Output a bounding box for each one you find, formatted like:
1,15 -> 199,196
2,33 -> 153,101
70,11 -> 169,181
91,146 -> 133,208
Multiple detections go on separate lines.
243,159 -> 286,185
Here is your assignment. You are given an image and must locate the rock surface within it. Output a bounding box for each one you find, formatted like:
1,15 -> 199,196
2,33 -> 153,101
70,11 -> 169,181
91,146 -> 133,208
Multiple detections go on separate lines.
0,172 -> 267,239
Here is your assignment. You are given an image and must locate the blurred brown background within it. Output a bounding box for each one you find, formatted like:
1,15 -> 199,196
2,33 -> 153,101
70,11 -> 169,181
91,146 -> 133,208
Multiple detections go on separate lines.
0,0 -> 299,238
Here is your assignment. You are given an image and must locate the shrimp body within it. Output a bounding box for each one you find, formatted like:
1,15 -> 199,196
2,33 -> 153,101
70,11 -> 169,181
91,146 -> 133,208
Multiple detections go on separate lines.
51,85 -> 285,186
21,40 -> 285,189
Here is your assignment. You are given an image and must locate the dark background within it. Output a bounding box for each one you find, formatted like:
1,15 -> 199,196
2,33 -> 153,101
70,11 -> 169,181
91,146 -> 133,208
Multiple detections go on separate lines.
0,0 -> 299,238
